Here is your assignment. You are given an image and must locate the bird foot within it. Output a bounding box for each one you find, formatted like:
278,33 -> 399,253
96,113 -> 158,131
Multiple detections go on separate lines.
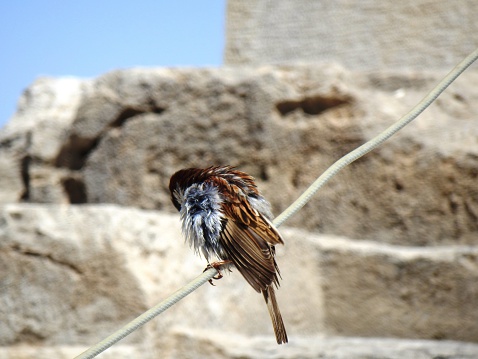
204,260 -> 232,285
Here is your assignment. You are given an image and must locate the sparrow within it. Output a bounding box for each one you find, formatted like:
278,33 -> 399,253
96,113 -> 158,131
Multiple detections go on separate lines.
169,165 -> 288,344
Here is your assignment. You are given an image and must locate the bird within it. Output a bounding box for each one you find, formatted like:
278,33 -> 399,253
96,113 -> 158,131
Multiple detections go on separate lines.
169,165 -> 288,344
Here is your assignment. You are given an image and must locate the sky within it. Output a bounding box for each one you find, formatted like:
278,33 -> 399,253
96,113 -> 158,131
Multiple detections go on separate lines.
0,1 -> 227,128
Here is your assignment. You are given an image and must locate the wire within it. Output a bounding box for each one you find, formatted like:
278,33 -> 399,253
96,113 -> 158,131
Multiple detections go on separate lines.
73,267 -> 219,359
74,47 -> 478,358
273,47 -> 478,228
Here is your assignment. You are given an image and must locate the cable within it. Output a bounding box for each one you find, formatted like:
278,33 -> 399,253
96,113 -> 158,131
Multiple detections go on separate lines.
273,47 -> 478,228
73,47 -> 478,358
73,267 -> 219,359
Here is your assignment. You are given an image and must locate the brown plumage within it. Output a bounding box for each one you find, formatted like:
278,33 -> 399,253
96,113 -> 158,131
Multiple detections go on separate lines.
169,165 -> 288,344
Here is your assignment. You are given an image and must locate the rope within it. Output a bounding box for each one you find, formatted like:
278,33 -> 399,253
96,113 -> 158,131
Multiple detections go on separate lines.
74,47 -> 478,358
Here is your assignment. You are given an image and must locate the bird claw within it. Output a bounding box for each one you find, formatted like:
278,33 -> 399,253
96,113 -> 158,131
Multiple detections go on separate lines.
204,260 -> 232,286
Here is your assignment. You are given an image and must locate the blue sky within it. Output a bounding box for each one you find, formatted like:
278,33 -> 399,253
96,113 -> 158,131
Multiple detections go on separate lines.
0,1 -> 226,128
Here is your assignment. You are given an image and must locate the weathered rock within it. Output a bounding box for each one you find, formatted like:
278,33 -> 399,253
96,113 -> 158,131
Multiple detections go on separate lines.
161,329 -> 478,359
1,204 -> 478,353
1,77 -> 92,163
1,66 -> 477,246
308,233 -> 478,341
225,0 -> 478,70
0,77 -> 93,204
0,152 -> 24,203
0,204 -> 149,346
3,335 -> 478,359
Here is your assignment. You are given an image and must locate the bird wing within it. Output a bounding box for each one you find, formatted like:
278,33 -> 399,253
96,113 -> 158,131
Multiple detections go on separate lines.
219,196 -> 283,292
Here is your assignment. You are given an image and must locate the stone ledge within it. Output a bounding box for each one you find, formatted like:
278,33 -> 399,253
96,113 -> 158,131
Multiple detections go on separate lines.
1,204 -> 477,348
3,334 -> 478,359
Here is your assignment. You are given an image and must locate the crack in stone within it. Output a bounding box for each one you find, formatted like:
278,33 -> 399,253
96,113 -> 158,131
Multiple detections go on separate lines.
10,244 -> 83,276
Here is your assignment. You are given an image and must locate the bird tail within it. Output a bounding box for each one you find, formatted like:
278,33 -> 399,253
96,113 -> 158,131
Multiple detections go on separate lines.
262,286 -> 288,344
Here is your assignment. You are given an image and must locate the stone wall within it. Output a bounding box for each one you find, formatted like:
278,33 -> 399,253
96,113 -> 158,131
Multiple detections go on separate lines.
225,0 -> 478,70
1,64 -> 477,358
2,204 -> 478,358
1,1 -> 478,355
2,66 -> 478,245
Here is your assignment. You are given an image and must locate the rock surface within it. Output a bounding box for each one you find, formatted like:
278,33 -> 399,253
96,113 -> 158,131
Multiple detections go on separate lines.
1,50 -> 477,358
1,65 -> 477,247
225,0 -> 478,70
1,204 -> 478,358
4,336 -> 478,359
160,330 -> 478,359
